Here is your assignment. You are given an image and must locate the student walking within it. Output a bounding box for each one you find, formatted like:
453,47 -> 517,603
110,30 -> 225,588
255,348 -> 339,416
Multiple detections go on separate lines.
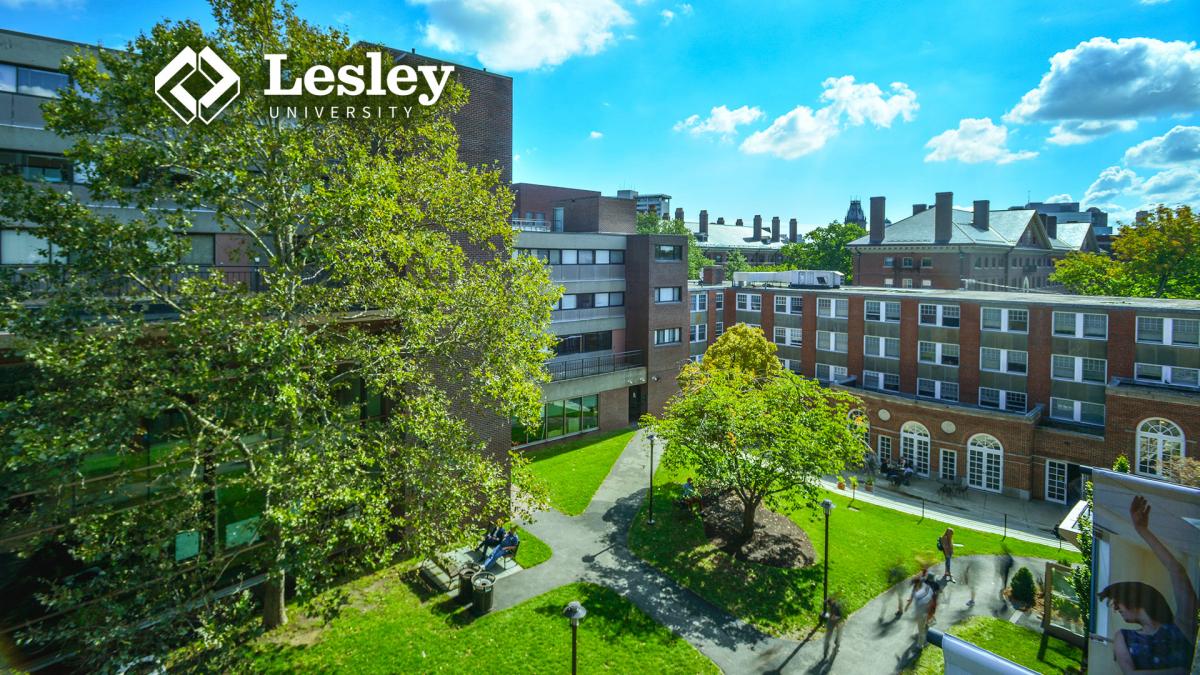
905,572 -> 937,649
823,594 -> 845,658
937,528 -> 955,580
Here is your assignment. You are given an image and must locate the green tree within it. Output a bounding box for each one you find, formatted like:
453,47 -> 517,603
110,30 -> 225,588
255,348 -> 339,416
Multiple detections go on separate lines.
693,322 -> 781,380
780,220 -> 865,280
0,1 -> 554,667
724,250 -> 750,274
645,328 -> 864,547
1051,205 -> 1200,298
636,212 -> 713,279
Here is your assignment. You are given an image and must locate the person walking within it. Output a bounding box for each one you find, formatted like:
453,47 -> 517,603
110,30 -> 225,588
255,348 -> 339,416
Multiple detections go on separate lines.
938,528 -> 955,581
997,544 -> 1014,599
905,571 -> 936,649
823,593 -> 845,658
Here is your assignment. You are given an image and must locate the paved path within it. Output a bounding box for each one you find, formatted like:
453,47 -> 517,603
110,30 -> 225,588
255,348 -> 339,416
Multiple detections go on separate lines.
496,431 -> 1054,674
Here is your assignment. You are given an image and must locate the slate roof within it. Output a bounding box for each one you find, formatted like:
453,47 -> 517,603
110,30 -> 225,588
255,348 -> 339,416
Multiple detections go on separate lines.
847,207 -> 1041,247
685,222 -> 794,250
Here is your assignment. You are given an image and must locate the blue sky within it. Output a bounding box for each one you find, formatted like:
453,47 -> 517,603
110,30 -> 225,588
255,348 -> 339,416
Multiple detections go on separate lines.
4,0 -> 1199,228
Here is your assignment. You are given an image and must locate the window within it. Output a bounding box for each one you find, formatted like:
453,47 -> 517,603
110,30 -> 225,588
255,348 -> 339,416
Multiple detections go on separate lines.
561,249 -> 578,265
775,327 -> 803,346
816,331 -> 848,353
689,354 -> 703,364
789,296 -> 803,315
978,387 -> 1027,412
921,257 -> 933,269
1053,312 -> 1108,339
555,331 -> 613,356
940,449 -> 957,481
780,358 -> 802,373
1135,418 -> 1184,477
775,295 -> 787,313
1135,362 -> 1200,388
1045,460 -> 1068,504
1138,317 -> 1200,346
736,293 -> 762,312
577,249 -> 595,265
689,324 -> 707,343
900,422 -> 931,476
917,378 -> 958,401
512,395 -> 600,445
16,66 -> 70,98
902,278 -> 913,288
553,207 -> 564,231
182,234 -> 215,265
865,300 -> 900,323
655,286 -> 682,303
878,435 -> 893,461
715,321 -> 724,337
774,326 -> 787,344
862,370 -> 900,391
817,297 -> 849,318
1051,355 -> 1107,383
979,347 -> 1028,374
967,434 -> 1003,493
918,341 -> 959,366
883,257 -> 895,268
655,244 -> 682,261
1050,397 -> 1105,425
690,293 -> 707,312
864,335 -> 900,359
921,280 -> 932,287
653,328 -> 682,345
902,257 -> 914,269
919,304 -> 960,327
608,250 -> 625,264
815,363 -> 848,382
714,293 -> 724,310
0,229 -> 55,264
884,279 -> 895,287
981,307 -> 1028,332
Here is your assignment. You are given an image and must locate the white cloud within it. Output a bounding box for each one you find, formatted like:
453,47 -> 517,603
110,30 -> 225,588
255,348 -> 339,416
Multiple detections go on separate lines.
1141,166 -> 1200,201
1140,0 -> 1170,4
1123,125 -> 1200,167
414,0 -> 632,71
660,9 -> 674,25
678,3 -> 694,15
1005,38 -> 1200,123
673,105 -> 764,139
0,0 -> 81,7
1083,166 -> 1143,205
1045,193 -> 1075,203
738,76 -> 918,160
589,131 -> 604,139
924,118 -> 1038,165
1047,120 -> 1138,146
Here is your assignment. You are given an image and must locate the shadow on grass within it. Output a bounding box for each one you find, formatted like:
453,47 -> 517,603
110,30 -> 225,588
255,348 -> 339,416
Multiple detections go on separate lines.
524,429 -> 633,464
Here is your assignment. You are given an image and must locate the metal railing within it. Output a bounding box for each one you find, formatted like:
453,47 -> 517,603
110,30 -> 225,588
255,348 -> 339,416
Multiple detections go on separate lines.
511,218 -> 553,232
545,350 -> 644,382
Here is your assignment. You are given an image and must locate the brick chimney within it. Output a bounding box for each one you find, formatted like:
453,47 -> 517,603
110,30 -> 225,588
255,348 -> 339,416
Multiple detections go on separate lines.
753,215 -> 763,240
789,218 -> 798,242
701,266 -> 725,285
736,218 -> 743,227
934,192 -> 953,243
771,216 -> 781,242
717,217 -> 725,225
674,207 -> 684,223
869,196 -> 886,244
973,200 -> 990,231
1045,215 -> 1058,240
699,210 -> 709,239
913,203 -> 927,216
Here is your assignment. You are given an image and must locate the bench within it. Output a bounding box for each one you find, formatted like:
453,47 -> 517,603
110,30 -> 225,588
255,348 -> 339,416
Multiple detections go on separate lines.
937,480 -> 968,499
499,541 -> 520,570
418,554 -> 462,592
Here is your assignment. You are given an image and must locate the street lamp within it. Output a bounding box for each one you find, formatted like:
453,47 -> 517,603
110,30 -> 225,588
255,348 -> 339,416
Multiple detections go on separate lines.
821,498 -> 835,622
563,600 -> 587,675
646,431 -> 657,525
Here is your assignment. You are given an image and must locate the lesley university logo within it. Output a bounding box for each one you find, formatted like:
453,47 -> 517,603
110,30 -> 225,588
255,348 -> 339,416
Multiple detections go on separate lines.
155,46 -> 241,125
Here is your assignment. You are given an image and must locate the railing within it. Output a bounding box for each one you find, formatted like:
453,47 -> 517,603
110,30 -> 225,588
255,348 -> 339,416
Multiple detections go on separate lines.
545,350 -> 644,382
511,218 -> 553,232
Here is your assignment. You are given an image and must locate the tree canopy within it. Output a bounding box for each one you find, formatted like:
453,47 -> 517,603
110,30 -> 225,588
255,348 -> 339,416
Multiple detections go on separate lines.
0,1 -> 554,667
1050,205 -> 1199,298
780,220 -> 865,280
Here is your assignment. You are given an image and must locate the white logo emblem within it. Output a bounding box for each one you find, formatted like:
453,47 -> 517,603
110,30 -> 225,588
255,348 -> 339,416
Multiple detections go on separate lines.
154,46 -> 240,124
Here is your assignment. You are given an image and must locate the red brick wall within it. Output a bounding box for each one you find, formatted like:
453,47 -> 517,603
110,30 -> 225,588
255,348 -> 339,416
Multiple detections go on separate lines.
853,251 -> 966,289
801,293 -> 817,377
1108,309 -> 1136,379
847,295 -> 865,381
1026,307 -> 1052,410
959,303 -> 981,404
599,388 -> 628,431
899,299 -> 920,391
761,290 -> 776,348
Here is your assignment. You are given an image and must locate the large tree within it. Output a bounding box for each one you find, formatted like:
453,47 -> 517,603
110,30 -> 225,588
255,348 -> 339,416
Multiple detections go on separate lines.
780,220 -> 865,280
646,326 -> 864,546
0,1 -> 554,667
1051,205 -> 1200,298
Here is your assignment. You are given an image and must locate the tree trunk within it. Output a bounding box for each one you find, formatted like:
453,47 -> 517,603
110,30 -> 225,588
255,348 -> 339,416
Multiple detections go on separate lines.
738,497 -> 759,545
262,568 -> 287,630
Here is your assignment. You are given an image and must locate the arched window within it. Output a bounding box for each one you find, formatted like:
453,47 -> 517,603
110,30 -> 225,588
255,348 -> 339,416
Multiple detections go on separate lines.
967,434 -> 1004,493
1136,419 -> 1184,476
900,422 -> 930,476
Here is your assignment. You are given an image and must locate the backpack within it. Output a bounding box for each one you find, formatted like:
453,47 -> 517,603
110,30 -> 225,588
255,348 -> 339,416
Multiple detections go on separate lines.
936,538 -> 943,552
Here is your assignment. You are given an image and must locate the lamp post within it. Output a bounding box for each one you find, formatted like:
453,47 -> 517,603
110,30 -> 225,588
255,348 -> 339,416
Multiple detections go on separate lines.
646,431 -> 657,526
821,498 -> 834,622
563,600 -> 587,675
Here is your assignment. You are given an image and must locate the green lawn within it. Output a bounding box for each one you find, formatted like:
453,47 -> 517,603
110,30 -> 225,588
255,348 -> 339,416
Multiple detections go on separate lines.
525,429 -> 637,515
630,466 -> 1080,638
514,527 -> 552,569
245,573 -> 717,673
906,616 -> 1083,674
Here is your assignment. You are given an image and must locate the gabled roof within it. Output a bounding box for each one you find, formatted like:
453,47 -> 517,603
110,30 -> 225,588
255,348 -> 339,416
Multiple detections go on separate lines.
1051,221 -> 1097,252
847,207 -> 1050,249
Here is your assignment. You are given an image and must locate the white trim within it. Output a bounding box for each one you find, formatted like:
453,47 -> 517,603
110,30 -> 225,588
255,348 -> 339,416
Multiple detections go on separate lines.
1045,460 -> 1068,504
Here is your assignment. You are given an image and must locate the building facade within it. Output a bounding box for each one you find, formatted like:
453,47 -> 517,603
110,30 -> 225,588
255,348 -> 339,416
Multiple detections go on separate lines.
688,276 -> 1200,504
616,189 -> 672,217
848,193 -> 1101,292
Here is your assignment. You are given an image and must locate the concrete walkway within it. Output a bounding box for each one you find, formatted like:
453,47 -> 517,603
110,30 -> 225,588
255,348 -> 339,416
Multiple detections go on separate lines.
495,431 -> 1057,674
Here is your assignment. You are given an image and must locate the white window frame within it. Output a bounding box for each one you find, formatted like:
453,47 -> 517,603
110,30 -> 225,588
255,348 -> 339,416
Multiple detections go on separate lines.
690,293 -> 707,312
863,335 -> 899,359
736,293 -> 762,312
862,370 -> 900,391
919,304 -> 960,328
714,293 -> 724,310
979,347 -> 1028,375
939,449 -> 957,481
1135,418 -> 1185,477
918,341 -> 960,367
690,324 -> 707,343
1135,362 -> 1200,389
775,295 -> 787,314
917,378 -> 959,402
978,387 -> 1027,413
967,434 -> 1004,493
864,300 -> 901,323
817,297 -> 849,318
1051,354 -> 1107,384
1136,316 -> 1199,347
1045,460 -> 1068,504
900,422 -> 931,477
1052,311 -> 1108,340
980,307 -> 1028,333
789,296 -> 804,315
815,363 -> 848,382
779,358 -> 802,373
1049,397 -> 1106,425
715,321 -> 724,337
653,327 -> 682,345
878,435 -> 893,460
816,330 -> 848,353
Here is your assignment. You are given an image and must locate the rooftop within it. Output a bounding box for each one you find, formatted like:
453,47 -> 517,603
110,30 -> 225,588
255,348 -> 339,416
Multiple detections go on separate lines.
848,207 -> 1065,249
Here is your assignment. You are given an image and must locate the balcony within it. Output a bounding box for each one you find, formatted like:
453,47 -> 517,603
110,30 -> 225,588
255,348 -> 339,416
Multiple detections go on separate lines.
546,350 -> 644,382
511,218 -> 553,232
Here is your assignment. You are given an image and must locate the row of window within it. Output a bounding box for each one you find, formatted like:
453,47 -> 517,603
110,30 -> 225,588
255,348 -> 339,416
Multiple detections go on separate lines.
555,331 -> 612,357
1138,317 -> 1200,346
511,395 -> 600,446
517,248 -> 625,265
1,229 -> 220,266
883,256 -> 932,269
554,292 -> 624,310
0,63 -> 70,98
654,327 -> 682,345
0,151 -> 78,184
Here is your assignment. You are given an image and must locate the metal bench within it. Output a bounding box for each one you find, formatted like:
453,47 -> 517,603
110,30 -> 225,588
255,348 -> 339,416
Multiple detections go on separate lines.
937,479 -> 968,499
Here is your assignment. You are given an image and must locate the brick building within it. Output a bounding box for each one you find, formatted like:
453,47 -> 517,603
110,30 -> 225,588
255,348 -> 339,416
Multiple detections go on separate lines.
847,193 -> 1101,291
689,273 -> 1200,504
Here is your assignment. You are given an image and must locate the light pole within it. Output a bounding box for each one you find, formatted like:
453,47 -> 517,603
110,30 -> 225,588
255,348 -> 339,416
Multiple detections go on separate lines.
563,600 -> 587,675
821,498 -> 834,622
646,431 -> 657,525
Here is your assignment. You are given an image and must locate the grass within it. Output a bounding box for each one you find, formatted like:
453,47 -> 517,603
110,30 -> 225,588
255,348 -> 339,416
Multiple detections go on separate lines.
629,465 -> 1081,638
906,615 -> 1083,674
525,429 -> 637,516
514,527 -> 552,569
244,570 -> 717,674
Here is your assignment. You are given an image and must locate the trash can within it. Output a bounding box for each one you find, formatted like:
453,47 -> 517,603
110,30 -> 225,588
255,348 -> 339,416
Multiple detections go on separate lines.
471,572 -> 496,616
458,564 -> 481,605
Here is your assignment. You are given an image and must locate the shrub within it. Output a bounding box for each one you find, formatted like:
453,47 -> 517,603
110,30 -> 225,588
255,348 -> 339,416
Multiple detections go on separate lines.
1112,454 -> 1131,473
1011,567 -> 1036,606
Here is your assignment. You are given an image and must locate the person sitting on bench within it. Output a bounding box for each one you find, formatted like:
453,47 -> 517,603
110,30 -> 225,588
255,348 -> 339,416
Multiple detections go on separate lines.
475,521 -> 506,557
482,528 -> 520,570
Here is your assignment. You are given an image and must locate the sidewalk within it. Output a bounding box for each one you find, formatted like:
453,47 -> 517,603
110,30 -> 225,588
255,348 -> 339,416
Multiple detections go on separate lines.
822,476 -> 1072,550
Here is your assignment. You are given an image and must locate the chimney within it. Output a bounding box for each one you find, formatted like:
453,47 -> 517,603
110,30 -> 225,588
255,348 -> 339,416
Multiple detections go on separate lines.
913,203 -> 927,216
699,210 -> 709,238
934,192 -> 953,243
753,215 -> 763,240
735,218 -> 743,227
771,216 -> 781,242
674,207 -> 684,222
1045,215 -> 1058,240
701,266 -> 725,285
973,200 -> 990,231
869,196 -> 886,244
789,218 -> 798,242
717,217 -> 725,225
